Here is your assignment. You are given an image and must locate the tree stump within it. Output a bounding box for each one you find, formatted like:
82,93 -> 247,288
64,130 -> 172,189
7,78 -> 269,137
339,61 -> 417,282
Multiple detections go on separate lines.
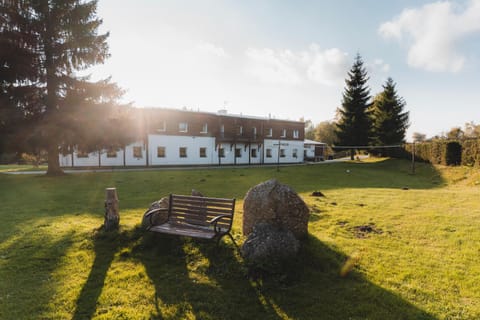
104,188 -> 119,231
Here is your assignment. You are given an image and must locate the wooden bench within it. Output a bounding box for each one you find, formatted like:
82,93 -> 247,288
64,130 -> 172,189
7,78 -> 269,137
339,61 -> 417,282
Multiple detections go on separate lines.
145,194 -> 236,245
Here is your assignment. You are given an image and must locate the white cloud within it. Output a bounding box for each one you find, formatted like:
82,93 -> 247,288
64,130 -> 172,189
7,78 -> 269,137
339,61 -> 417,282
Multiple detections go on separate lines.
379,0 -> 480,73
196,42 -> 229,58
370,59 -> 391,73
245,45 -> 349,86
245,48 -> 303,85
306,46 -> 350,86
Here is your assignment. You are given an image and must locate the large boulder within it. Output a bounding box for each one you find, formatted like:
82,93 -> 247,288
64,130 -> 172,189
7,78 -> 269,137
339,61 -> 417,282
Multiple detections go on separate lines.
243,179 -> 310,239
241,223 -> 300,274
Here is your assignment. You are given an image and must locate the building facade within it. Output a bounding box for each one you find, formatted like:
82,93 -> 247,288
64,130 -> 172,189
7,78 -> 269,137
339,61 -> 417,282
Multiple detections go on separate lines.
59,108 -> 306,167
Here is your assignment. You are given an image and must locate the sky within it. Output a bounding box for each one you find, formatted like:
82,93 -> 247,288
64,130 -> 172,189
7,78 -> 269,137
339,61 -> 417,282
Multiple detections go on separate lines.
91,0 -> 480,140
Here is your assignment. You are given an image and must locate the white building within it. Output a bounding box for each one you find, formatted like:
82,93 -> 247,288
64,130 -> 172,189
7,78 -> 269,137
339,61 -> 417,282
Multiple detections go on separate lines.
59,108 -> 306,167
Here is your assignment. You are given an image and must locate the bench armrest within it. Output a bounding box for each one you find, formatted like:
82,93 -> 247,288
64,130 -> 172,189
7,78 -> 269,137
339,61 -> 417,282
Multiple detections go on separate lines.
208,214 -> 231,233
144,208 -> 169,228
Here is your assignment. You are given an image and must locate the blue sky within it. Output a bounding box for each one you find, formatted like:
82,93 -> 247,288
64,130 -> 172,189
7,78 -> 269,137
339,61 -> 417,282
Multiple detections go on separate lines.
93,0 -> 480,140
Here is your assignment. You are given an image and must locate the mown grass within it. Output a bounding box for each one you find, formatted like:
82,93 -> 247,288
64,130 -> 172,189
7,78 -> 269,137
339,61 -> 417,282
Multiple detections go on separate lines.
0,159 -> 479,319
0,164 -> 47,172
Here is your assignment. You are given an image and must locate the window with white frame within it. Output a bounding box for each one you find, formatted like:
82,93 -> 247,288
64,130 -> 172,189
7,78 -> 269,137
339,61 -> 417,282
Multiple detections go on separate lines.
281,129 -> 286,138
280,149 -> 286,157
179,147 -> 187,158
293,129 -> 299,139
157,147 -> 166,158
199,147 -> 207,158
266,128 -> 273,137
252,127 -> 257,138
133,146 -> 143,158
235,148 -> 241,157
238,126 -> 243,136
266,148 -> 272,158
106,148 -> 117,158
219,148 -> 225,158
292,148 -> 298,158
157,120 -> 166,132
251,148 -> 257,158
201,123 -> 208,133
179,122 -> 188,133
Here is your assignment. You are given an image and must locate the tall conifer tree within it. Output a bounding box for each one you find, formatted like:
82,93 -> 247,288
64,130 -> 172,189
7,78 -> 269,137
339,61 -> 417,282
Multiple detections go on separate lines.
371,77 -> 409,146
0,0 -> 126,175
336,53 -> 372,159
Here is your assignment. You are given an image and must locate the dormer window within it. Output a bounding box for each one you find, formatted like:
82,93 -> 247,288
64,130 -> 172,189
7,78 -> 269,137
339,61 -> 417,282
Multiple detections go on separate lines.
179,122 -> 188,133
266,128 -> 273,137
157,120 -> 166,132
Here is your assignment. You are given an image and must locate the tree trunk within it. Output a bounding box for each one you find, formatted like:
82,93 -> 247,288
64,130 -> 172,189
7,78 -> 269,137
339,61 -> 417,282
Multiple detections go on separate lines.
46,143 -> 64,176
350,148 -> 355,160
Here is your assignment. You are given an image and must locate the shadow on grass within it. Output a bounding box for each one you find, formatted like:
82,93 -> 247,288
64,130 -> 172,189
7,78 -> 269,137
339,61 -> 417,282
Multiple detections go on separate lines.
133,233 -> 437,320
0,230 -> 74,319
72,226 -> 142,320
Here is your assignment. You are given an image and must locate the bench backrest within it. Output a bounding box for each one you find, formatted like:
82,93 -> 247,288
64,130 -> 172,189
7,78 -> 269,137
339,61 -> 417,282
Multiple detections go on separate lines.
168,194 -> 235,230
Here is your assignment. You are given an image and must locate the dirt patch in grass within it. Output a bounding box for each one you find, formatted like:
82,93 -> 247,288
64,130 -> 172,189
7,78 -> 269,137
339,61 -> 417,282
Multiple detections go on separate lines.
352,223 -> 383,238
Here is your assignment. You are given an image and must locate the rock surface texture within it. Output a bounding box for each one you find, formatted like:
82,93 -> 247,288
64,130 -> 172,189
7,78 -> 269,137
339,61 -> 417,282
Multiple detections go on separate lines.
241,223 -> 300,272
243,179 -> 310,239
142,197 -> 169,228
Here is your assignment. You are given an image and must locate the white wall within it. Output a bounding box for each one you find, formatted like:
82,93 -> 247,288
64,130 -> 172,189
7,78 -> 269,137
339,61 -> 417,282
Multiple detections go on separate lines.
264,139 -> 304,164
59,136 -> 303,167
125,142 -> 147,166
148,134 -> 217,166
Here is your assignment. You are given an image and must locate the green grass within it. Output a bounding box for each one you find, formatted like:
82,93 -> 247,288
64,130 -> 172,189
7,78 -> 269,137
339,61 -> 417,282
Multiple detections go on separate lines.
0,164 -> 47,172
1,159 -> 479,319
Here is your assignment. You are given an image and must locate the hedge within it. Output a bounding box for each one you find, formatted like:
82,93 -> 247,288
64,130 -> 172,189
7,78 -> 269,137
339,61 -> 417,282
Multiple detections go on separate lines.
400,139 -> 480,166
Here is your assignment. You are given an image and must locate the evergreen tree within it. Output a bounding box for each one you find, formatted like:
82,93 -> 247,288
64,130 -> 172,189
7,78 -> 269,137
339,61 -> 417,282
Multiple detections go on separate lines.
336,53 -> 372,159
371,78 -> 409,146
0,0 -> 126,175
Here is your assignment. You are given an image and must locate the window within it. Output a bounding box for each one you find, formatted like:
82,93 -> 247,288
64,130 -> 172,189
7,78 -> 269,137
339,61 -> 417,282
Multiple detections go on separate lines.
133,146 -> 143,158
179,147 -> 187,158
251,148 -> 257,158
266,149 -> 272,158
107,148 -> 117,158
235,148 -> 241,158
157,147 -> 166,158
179,122 -> 188,133
293,129 -> 299,139
199,147 -> 207,158
280,149 -> 286,158
77,150 -> 88,158
219,148 -> 225,158
252,127 -> 257,138
238,126 -> 243,136
220,124 -> 225,138
266,128 -> 273,137
292,148 -> 298,158
281,129 -> 286,138
201,123 -> 208,133
157,120 -> 166,132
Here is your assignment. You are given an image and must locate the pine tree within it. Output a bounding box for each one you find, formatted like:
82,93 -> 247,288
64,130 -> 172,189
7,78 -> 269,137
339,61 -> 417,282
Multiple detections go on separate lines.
0,0 -> 126,175
336,53 -> 372,159
371,78 -> 409,146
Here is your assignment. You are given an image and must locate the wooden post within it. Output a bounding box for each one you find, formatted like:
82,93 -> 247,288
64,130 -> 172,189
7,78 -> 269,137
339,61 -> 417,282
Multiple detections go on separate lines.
104,188 -> 119,231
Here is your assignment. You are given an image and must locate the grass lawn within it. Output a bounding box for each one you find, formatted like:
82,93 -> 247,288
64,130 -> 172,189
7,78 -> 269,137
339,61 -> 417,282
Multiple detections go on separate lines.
0,159 -> 479,319
0,164 -> 47,173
